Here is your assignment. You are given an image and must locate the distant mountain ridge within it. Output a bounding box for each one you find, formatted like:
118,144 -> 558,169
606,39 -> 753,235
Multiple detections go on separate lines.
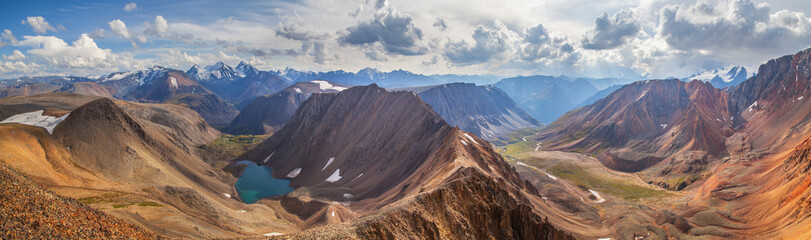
682,66 -> 755,89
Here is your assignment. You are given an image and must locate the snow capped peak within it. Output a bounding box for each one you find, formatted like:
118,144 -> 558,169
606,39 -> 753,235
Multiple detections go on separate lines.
687,66 -> 756,83
235,61 -> 258,77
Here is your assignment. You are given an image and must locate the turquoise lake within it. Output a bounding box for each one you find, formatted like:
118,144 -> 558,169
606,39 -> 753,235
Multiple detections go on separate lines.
234,160 -> 294,204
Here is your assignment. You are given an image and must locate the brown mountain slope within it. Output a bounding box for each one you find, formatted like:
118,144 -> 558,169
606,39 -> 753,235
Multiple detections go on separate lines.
0,164 -> 159,239
224,80 -> 349,135
536,79 -> 731,175
236,84 -> 605,238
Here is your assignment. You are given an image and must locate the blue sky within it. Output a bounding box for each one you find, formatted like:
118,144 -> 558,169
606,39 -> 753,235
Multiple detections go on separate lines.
1,0 -> 811,79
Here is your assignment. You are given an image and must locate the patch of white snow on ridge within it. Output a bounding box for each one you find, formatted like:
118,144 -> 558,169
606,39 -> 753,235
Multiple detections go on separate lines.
351,173 -> 363,181
223,193 -> 231,198
294,87 -> 302,93
325,169 -> 342,182
588,189 -> 606,203
236,210 -> 247,213
286,168 -> 302,178
169,76 -> 178,89
103,71 -> 136,81
748,101 -> 758,112
311,80 -> 348,91
463,133 -> 479,145
1,110 -> 70,134
331,211 -> 336,217
545,173 -> 558,180
799,96 -> 804,101
322,157 -> 335,171
263,151 -> 275,163
660,124 -> 668,129
343,193 -> 354,198
460,140 -> 468,145
263,232 -> 284,236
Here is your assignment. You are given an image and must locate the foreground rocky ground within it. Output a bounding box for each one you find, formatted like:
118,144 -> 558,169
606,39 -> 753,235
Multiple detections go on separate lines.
0,165 -> 160,239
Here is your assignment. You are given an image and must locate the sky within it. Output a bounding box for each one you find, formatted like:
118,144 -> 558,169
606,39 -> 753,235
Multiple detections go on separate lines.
0,0 -> 810,79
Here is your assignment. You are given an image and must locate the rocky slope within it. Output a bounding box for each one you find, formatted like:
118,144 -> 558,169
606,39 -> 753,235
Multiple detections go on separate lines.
223,80 -> 349,135
537,79 -> 732,175
235,84 -> 602,238
397,83 -> 542,144
0,164 -> 159,239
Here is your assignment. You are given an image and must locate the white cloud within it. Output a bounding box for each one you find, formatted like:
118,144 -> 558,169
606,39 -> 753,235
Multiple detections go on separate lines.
144,15 -> 169,36
3,50 -> 26,61
1,29 -> 19,46
19,34 -> 132,69
21,16 -> 57,34
108,19 -> 132,39
124,2 -> 138,12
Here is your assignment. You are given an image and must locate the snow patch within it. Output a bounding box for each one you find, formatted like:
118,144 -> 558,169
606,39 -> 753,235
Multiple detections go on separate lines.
286,168 -> 302,178
460,140 -> 468,146
263,232 -> 284,236
294,87 -> 302,93
331,211 -> 335,217
545,173 -> 558,180
799,96 -> 804,101
223,193 -> 231,198
1,110 -> 70,134
311,80 -> 348,91
343,193 -> 354,198
322,157 -> 335,171
748,101 -> 758,112
169,76 -> 178,89
236,210 -> 247,213
660,124 -> 667,129
463,133 -> 479,145
325,169 -> 342,183
351,173 -> 363,181
588,189 -> 606,203
263,151 -> 275,163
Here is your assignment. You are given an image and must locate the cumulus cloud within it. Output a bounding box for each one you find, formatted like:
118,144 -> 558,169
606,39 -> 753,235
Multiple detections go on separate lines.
89,28 -> 106,39
658,0 -> 811,53
3,50 -> 26,61
520,24 -> 579,63
338,8 -> 427,56
581,10 -> 640,50
443,21 -> 519,65
21,16 -> 57,34
374,0 -> 387,10
1,29 -> 18,46
433,18 -> 448,31
19,34 -> 130,69
142,16 -> 197,44
124,2 -> 138,12
108,19 -> 132,38
275,21 -> 328,41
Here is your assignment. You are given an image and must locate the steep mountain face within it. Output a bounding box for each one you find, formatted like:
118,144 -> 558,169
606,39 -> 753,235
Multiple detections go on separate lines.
234,84 -> 593,238
399,83 -> 542,143
537,79 -> 731,173
187,62 -> 290,104
684,66 -> 755,89
223,80 -> 349,135
495,76 -> 600,124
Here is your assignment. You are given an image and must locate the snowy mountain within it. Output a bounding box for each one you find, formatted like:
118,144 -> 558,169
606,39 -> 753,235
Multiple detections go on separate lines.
272,67 -> 441,87
186,62 -> 241,83
683,66 -> 755,88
